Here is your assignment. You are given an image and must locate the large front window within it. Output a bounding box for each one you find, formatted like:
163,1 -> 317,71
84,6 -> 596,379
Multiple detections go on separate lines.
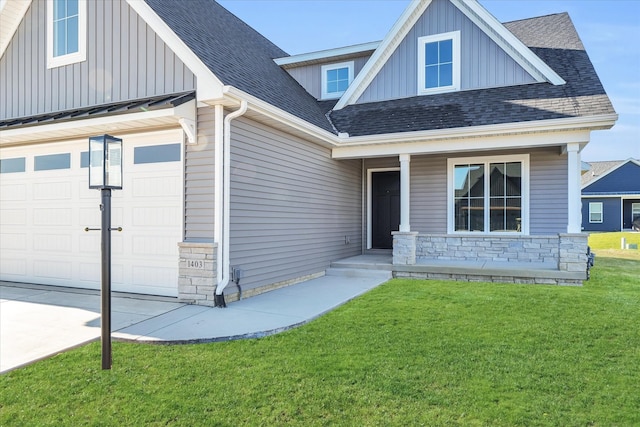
449,155 -> 529,234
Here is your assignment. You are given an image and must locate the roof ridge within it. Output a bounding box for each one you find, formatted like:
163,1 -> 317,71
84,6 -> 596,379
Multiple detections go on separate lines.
502,12 -> 569,25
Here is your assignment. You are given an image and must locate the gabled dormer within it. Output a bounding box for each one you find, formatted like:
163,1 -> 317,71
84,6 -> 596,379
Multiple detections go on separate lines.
275,42 -> 379,101
333,0 -> 565,109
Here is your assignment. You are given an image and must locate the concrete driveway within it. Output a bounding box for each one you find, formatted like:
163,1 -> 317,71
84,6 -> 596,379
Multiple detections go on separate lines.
0,282 -> 184,373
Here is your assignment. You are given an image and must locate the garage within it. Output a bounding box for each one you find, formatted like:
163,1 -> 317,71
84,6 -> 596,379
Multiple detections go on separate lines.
0,129 -> 184,297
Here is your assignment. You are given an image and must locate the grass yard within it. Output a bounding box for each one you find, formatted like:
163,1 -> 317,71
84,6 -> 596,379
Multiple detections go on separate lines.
589,231 -> 640,261
1,243 -> 639,426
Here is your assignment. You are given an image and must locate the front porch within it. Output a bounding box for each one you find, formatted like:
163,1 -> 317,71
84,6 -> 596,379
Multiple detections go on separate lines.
334,231 -> 588,286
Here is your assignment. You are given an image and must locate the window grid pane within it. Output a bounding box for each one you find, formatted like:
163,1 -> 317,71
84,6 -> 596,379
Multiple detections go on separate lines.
326,66 -> 349,94
52,0 -> 79,57
424,39 -> 453,89
454,164 -> 485,231
453,160 -> 523,233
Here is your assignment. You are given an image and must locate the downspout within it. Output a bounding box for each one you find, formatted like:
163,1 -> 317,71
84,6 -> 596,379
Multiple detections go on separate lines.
214,99 -> 248,307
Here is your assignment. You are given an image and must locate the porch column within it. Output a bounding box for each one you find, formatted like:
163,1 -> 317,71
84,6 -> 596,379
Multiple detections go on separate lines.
399,154 -> 411,232
566,143 -> 581,233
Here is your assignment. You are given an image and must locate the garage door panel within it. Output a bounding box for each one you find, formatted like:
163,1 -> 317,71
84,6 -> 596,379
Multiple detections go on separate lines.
33,234 -> 73,252
33,260 -> 73,281
0,234 -> 27,250
1,184 -> 26,201
132,206 -> 181,227
0,132 -> 183,297
78,234 -> 100,253
132,235 -> 179,256
0,209 -> 27,225
78,262 -> 101,283
1,259 -> 27,276
33,208 -> 73,226
131,265 -> 177,288
33,181 -> 73,200
132,175 -> 182,197
79,207 -> 101,226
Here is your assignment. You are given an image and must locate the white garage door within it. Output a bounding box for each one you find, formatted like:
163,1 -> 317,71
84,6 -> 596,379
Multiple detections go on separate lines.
0,130 -> 183,297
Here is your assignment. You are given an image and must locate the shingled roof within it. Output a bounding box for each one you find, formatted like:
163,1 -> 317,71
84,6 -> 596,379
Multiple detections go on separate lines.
329,13 -> 616,137
144,0 -> 335,133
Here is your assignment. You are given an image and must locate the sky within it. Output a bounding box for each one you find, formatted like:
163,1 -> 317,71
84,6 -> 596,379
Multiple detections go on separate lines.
217,0 -> 640,162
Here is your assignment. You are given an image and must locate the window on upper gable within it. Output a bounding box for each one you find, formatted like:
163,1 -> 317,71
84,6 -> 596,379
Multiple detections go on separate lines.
418,31 -> 460,95
47,0 -> 87,69
321,61 -> 354,100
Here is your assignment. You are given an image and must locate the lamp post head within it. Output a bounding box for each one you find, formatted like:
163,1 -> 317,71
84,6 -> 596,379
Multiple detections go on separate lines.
89,134 -> 122,190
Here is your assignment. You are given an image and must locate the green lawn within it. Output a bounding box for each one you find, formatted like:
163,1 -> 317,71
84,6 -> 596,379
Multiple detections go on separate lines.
589,231 -> 640,261
2,253 -> 639,425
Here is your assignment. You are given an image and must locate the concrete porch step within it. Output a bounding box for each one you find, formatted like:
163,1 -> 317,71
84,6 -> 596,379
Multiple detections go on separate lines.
325,268 -> 393,280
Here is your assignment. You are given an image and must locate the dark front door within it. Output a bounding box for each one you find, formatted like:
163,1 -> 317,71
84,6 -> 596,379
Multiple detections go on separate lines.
371,171 -> 400,249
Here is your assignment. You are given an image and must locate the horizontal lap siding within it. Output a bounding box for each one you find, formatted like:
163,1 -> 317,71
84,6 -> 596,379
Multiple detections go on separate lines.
529,148 -> 568,234
377,148 -> 566,235
184,107 -> 215,240
411,155 -> 447,233
0,0 -> 196,120
229,117 -> 362,291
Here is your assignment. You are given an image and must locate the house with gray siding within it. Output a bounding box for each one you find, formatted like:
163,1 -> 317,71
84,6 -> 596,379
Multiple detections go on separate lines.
0,0 -> 617,305
581,159 -> 640,231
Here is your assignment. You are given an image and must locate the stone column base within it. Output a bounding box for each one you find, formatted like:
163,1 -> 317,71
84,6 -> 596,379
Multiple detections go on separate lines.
392,231 -> 419,265
178,242 -> 217,306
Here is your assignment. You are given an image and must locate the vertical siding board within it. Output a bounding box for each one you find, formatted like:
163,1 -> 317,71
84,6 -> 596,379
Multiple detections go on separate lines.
0,0 -> 196,120
146,27 -> 155,95
104,0 -> 113,103
23,10 -> 32,117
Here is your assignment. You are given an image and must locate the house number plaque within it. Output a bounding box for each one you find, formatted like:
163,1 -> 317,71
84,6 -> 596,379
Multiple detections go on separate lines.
187,259 -> 205,270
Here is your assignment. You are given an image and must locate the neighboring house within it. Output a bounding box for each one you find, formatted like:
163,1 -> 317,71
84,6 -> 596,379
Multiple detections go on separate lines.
0,0 -> 617,304
581,159 -> 640,231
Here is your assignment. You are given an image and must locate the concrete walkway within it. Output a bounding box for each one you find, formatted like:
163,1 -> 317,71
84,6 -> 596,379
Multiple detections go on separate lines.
0,269 -> 390,373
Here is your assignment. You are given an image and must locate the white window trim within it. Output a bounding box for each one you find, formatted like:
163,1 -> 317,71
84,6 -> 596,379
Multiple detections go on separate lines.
447,154 -> 530,235
417,31 -> 461,95
321,61 -> 354,100
47,0 -> 87,69
589,202 -> 603,224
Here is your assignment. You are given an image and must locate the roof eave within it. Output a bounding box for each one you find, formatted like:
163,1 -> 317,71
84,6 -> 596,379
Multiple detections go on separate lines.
219,86 -> 339,148
0,0 -> 32,57
331,114 -> 618,158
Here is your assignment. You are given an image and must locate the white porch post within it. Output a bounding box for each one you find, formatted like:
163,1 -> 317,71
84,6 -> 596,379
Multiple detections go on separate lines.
566,143 -> 581,233
399,154 -> 411,232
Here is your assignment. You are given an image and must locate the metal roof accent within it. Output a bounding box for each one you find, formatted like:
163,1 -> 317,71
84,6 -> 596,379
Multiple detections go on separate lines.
0,92 -> 195,129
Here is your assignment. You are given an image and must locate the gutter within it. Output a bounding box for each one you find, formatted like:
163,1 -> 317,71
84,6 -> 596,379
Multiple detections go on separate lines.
214,97 -> 247,308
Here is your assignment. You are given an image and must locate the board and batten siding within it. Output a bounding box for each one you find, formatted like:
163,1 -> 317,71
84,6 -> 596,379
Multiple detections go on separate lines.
228,117 -> 362,292
0,0 -> 196,120
183,107 -> 216,241
357,0 -> 535,104
285,56 -> 371,100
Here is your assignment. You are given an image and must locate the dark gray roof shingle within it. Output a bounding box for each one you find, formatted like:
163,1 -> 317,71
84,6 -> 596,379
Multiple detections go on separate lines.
144,0 -> 335,133
329,13 -> 616,137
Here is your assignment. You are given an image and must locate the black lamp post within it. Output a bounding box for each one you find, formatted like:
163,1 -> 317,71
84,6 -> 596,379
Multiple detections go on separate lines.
88,134 -> 122,370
